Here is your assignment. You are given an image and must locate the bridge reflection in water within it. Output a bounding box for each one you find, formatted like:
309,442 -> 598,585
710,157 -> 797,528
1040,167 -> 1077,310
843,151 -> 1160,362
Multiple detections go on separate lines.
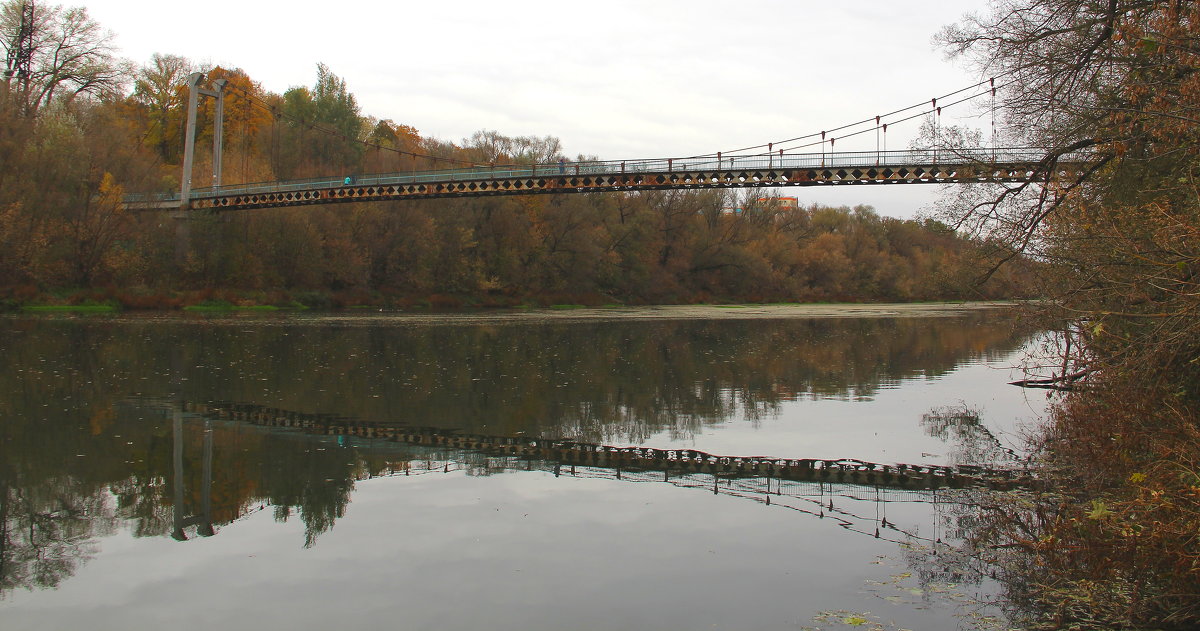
164,399 -> 1034,547
171,409 -> 215,541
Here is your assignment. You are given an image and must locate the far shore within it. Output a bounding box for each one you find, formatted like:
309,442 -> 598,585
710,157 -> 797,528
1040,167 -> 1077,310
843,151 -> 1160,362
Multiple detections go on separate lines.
4,301 -> 1025,325
340,301 -> 1024,324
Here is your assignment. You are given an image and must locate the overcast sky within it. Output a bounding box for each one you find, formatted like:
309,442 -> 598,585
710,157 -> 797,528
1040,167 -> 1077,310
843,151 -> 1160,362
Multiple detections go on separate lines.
78,0 -> 995,218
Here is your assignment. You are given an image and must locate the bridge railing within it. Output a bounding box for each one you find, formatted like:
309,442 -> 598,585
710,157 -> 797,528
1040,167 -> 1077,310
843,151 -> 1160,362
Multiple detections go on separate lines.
126,147 -> 1084,204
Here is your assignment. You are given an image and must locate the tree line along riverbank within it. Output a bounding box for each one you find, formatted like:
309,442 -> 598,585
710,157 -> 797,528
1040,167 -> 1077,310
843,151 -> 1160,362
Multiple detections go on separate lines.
0,9 -> 1031,307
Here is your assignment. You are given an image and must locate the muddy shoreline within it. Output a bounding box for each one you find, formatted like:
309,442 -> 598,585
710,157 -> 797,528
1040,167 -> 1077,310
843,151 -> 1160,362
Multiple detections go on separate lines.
4,301 -> 1025,328
302,301 -> 1023,325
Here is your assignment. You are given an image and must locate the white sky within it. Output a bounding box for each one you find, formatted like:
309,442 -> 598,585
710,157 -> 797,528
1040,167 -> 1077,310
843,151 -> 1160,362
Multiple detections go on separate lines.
79,0 -> 995,218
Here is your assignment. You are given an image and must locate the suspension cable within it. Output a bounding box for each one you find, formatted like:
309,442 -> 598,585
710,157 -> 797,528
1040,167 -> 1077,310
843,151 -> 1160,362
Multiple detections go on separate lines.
215,76 -> 1008,173
769,84 -> 1007,156
681,78 -> 1005,160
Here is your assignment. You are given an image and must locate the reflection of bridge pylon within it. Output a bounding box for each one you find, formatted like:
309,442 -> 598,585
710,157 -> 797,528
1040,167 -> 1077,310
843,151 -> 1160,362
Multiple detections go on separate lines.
171,409 -> 215,541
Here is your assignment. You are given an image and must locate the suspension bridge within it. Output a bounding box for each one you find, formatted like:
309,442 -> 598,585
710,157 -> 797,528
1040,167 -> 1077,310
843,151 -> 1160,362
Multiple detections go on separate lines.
120,74 -> 1090,213
122,147 -> 1077,213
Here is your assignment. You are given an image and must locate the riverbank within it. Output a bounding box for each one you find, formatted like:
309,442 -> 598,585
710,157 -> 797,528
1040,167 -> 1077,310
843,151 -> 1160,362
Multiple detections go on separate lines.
2,300 -> 1023,323
0,282 -> 1030,314
301,301 -> 1022,324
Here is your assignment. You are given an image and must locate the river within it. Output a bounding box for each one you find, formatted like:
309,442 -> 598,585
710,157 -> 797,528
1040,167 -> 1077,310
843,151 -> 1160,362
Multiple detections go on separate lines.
0,305 -> 1046,630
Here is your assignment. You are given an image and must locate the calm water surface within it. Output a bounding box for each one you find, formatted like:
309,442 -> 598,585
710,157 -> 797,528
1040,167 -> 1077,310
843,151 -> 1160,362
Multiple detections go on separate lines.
0,308 -> 1046,630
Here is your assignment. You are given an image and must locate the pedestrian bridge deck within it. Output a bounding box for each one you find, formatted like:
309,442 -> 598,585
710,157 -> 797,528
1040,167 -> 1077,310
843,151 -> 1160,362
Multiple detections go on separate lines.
123,148 -> 1083,212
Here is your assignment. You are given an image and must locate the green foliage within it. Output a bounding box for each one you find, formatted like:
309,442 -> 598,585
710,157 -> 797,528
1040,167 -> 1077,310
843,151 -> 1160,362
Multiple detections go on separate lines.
22,303 -> 118,313
274,64 -> 363,179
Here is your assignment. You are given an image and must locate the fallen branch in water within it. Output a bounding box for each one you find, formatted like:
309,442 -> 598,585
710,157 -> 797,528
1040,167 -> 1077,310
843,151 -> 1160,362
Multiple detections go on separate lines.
1009,369 -> 1090,391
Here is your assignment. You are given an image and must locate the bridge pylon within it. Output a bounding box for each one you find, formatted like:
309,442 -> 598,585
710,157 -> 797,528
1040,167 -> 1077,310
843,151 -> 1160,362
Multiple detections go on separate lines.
179,72 -> 228,209
174,73 -> 228,264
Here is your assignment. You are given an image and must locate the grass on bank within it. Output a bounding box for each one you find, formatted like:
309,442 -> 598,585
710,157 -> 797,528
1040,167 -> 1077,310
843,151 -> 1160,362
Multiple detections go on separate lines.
21,303 -> 119,313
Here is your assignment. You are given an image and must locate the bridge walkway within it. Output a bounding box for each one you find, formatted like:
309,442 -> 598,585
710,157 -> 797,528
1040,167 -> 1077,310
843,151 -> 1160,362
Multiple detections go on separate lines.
123,148 -> 1079,212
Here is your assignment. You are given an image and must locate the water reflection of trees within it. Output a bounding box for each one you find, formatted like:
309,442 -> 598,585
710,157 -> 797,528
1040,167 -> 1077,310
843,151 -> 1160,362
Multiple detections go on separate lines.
0,474 -> 113,594
0,413 -> 395,600
0,406 -> 1029,597
1,313 -> 1033,444
921,405 -> 1026,468
0,312 -> 1035,595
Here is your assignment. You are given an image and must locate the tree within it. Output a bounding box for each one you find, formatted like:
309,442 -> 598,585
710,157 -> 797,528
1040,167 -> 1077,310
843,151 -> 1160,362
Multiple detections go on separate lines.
200,66 -> 273,181
936,2 -> 1200,627
464,129 -> 563,164
939,0 -> 1200,384
130,53 -> 192,161
0,2 -> 126,115
361,118 -> 422,172
274,64 -> 363,178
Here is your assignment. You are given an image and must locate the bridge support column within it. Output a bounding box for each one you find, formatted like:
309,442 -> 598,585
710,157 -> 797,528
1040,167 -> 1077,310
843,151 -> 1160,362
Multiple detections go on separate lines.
176,73 -> 228,266
180,73 -> 229,206
171,210 -> 190,268
180,73 -> 203,208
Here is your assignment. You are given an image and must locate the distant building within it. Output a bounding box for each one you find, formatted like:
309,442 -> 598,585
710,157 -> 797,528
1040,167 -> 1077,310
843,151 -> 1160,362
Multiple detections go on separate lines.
719,197 -> 800,214
756,196 -> 799,209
